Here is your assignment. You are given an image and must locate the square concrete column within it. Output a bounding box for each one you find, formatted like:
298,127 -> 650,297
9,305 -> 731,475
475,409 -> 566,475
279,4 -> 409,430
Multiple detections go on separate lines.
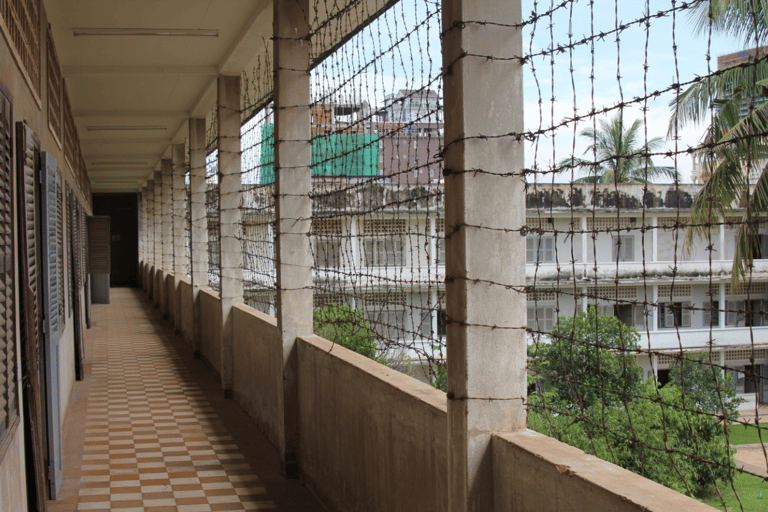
162,159 -> 174,273
172,143 -> 187,278
274,0 -> 312,479
217,75 -> 244,396
189,118 -> 208,359
146,180 -> 155,297
441,1 -> 526,511
172,143 -> 187,332
154,171 -> 162,305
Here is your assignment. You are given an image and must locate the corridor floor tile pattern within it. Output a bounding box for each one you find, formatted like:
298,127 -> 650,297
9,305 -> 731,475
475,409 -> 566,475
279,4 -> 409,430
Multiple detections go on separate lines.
53,288 -> 323,512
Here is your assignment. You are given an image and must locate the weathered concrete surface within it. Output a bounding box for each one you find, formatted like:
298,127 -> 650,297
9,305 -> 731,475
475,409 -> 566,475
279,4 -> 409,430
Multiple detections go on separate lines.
297,335 -> 448,512
166,274 -> 175,324
232,304 -> 280,449
154,269 -> 166,313
493,430 -> 717,512
199,288 -> 223,378
177,278 -> 194,347
0,425 -> 27,512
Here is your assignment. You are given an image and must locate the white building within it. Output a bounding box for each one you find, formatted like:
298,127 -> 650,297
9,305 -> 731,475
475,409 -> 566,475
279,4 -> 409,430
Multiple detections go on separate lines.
232,181 -> 768,401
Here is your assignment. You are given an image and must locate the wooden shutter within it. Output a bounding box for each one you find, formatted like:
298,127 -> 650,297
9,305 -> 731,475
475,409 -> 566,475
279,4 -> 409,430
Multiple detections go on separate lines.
40,152 -> 61,341
57,176 -> 64,325
87,216 -> 109,274
0,83 -> 16,448
16,120 -> 47,510
40,151 -> 63,497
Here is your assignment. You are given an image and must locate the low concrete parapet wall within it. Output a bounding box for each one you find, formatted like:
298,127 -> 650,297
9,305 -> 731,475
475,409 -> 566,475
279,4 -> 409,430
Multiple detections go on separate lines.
232,304 -> 281,448
136,280 -> 718,512
199,288 -> 222,379
297,335 -> 448,512
177,278 -> 194,346
493,430 -> 715,511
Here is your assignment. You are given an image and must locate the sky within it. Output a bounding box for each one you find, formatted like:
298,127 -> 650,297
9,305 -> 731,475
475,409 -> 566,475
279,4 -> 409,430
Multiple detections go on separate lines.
236,0 -> 752,184
521,0 -> 746,183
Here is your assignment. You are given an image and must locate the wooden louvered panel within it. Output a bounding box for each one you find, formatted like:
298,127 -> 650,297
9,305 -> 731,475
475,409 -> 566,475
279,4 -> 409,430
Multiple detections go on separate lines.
16,120 -> 47,512
87,216 -> 110,274
0,84 -> 13,442
41,153 -> 61,338
57,178 -> 64,323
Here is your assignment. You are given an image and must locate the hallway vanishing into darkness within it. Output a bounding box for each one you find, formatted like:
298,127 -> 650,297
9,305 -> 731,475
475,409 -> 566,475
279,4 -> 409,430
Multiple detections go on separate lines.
48,288 -> 324,512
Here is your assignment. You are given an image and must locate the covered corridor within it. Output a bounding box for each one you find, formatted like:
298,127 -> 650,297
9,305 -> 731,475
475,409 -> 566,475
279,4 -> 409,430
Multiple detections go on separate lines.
48,288 -> 323,512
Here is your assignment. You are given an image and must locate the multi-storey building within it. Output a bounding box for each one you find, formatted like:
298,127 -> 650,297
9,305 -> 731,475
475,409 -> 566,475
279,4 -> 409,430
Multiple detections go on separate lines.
231,181 -> 768,404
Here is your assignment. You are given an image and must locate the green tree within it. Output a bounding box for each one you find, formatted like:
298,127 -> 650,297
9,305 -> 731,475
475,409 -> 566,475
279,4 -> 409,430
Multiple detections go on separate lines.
669,352 -> 743,422
530,306 -> 643,410
313,303 -> 378,360
530,381 -> 735,495
672,1 -> 768,285
559,113 -> 679,183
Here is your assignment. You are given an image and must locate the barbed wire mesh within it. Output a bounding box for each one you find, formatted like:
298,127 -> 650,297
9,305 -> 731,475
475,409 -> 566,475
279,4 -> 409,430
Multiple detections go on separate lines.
165,0 -> 768,506
306,0 -> 445,382
515,0 -> 768,508
183,138 -> 192,280
206,106 -> 221,291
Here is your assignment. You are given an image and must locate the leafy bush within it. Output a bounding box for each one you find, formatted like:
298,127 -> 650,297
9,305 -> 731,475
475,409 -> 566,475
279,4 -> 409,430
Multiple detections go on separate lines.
313,303 -> 378,360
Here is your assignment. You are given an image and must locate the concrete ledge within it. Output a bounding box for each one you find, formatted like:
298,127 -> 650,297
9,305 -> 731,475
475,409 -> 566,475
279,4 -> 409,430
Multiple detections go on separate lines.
199,287 -> 222,376
232,304 -> 280,448
297,334 -> 447,512
177,278 -> 194,346
493,430 -> 716,511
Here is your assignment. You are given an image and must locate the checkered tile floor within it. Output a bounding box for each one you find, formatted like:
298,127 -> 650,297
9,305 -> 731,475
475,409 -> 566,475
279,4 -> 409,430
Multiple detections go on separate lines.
64,288 -> 306,512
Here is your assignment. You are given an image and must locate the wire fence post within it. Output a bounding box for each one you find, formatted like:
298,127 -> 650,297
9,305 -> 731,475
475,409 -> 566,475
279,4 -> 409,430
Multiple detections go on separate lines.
189,117 -> 208,359
442,0 -> 526,510
161,159 -> 174,316
217,74 -> 245,397
274,0 -> 311,480
153,171 -> 163,307
172,143 -> 187,331
145,180 -> 154,298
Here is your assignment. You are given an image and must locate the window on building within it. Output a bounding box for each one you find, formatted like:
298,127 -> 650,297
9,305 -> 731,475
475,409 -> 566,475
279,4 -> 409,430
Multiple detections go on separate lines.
612,235 -> 635,262
314,238 -> 341,268
703,301 -> 720,327
726,299 -> 766,327
437,308 -> 447,337
363,219 -> 406,267
658,302 -> 692,328
527,305 -> 555,334
526,236 -> 555,263
750,233 -> 768,259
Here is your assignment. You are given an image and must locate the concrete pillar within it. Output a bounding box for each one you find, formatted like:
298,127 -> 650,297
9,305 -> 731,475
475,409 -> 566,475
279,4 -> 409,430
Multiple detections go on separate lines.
189,118 -> 208,359
719,282 -> 726,328
652,215 -> 658,262
274,0 -> 312,479
172,144 -> 187,278
146,180 -> 155,297
442,1 -> 525,510
217,75 -> 244,396
162,159 -> 174,316
172,143 -> 187,332
162,159 -> 174,273
154,171 -> 162,306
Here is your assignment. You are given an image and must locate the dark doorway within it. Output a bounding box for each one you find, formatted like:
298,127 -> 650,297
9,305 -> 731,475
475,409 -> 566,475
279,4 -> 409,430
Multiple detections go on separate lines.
93,193 -> 138,287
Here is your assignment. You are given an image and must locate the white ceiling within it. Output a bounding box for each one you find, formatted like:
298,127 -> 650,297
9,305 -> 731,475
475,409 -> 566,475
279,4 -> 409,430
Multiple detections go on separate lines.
44,0 -> 273,193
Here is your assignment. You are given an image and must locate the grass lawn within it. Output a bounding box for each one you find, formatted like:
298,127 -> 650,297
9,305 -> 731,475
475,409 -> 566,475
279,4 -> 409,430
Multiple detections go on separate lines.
726,424 -> 768,445
701,472 -> 768,511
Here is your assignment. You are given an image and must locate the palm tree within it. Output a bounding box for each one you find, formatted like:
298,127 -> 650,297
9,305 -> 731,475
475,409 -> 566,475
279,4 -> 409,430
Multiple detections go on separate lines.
671,0 -> 768,285
560,113 -> 678,184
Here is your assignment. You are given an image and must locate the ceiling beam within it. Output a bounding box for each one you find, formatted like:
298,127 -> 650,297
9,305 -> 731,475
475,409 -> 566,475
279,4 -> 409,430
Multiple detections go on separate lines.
75,109 -> 190,118
63,64 -> 219,77
80,138 -> 173,145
